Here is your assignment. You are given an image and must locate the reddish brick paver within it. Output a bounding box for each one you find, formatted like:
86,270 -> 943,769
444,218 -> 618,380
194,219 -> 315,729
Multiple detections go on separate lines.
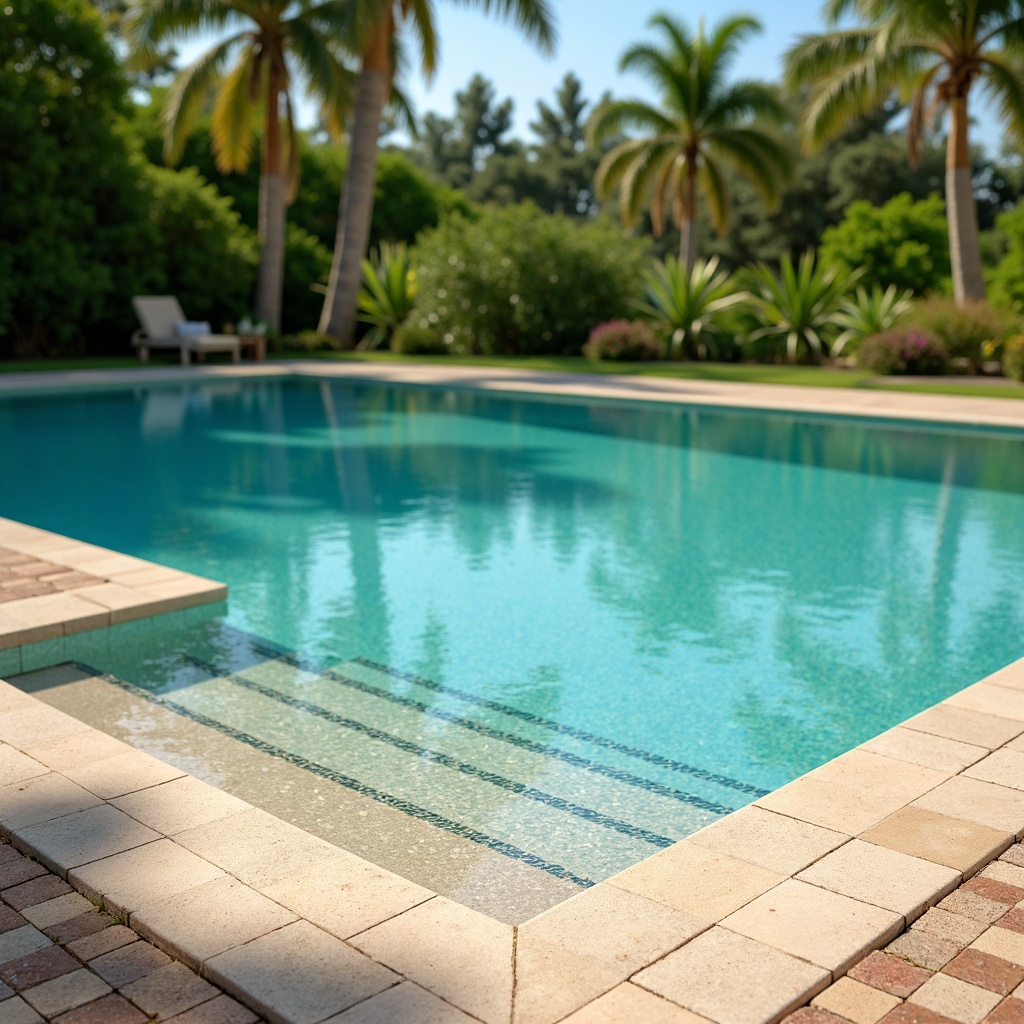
787,842 -> 1024,1024
0,841 -> 263,1023
0,547 -> 103,604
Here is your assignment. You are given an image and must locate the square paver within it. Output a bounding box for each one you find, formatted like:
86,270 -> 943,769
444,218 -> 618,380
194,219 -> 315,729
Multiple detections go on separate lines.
131,876 -> 296,968
351,898 -> 512,1024
0,944 -> 79,990
861,807 -> 1012,875
634,926 -> 829,1024
686,805 -> 847,875
557,983 -> 710,1024
939,890 -> 1009,925
21,893 -> 93,930
0,747 -> 48,789
90,940 -> 170,987
912,909 -> 986,949
722,878 -> 903,973
982,659 -> 1024,691
259,854 -> 432,941
120,961 -> 218,1018
23,731 -> 132,773
847,951 -> 933,997
982,862 -> 1024,889
964,751 -> 1024,793
22,969 -> 110,1018
973,928 -> 1024,967
111,776 -> 248,835
207,920 -> 397,1024
0,773 -> 103,831
606,840 -> 784,921
944,948 -> 1024,995
904,705 -> 1024,750
19,804 -> 159,871
0,926 -> 49,967
49,991 -> 147,1023
65,925 -> 137,963
0,995 -> 44,1023
886,929 -> 962,971
914,778 -> 1024,839
864,729 -> 988,774
63,750 -> 184,800
909,972 -> 1001,1024
159,993 -> 258,1023
70,838 -> 225,916
945,684 -> 1024,723
812,976 -> 901,1024
797,839 -> 960,918
324,980 -> 485,1023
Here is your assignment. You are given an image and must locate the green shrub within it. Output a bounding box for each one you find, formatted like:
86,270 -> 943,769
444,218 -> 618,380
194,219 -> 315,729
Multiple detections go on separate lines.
281,224 -> 331,335
832,284 -> 915,356
905,297 -> 1012,371
583,320 -> 664,361
358,242 -> 417,349
411,203 -> 647,355
857,327 -> 949,375
283,330 -> 341,352
990,203 -> 1024,315
392,324 -> 449,355
1004,335 -> 1024,381
820,193 -> 950,295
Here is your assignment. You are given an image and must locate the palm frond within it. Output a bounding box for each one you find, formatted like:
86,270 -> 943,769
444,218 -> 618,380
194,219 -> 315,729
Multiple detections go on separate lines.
125,0 -> 239,65
587,99 -> 678,145
449,0 -> 557,54
209,47 -> 258,174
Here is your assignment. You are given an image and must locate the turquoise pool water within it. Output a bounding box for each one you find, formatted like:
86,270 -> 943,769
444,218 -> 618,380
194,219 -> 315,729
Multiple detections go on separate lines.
3,377 -> 1024,885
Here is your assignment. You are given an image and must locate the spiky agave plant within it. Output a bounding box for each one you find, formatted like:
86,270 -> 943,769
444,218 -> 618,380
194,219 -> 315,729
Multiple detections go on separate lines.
746,251 -> 860,363
635,256 -> 747,359
832,283 -> 914,356
357,242 -> 417,349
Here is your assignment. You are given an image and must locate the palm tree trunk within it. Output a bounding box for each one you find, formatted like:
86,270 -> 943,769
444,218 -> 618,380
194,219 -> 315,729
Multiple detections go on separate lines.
946,95 -> 985,305
318,22 -> 390,344
255,65 -> 286,332
678,163 -> 698,273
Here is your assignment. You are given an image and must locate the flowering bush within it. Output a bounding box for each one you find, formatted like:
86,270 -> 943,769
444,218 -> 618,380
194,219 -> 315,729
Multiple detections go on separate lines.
1004,335 -> 1024,382
857,327 -> 949,376
582,320 -> 664,361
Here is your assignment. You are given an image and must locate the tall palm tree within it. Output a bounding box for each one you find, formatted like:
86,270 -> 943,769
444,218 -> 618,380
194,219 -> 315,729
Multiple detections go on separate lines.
588,13 -> 793,272
126,0 -> 353,331
785,0 -> 1024,305
317,0 -> 557,345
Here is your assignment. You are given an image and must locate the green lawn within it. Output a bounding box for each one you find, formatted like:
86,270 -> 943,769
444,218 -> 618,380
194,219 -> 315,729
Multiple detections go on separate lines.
2,351 -> 1022,399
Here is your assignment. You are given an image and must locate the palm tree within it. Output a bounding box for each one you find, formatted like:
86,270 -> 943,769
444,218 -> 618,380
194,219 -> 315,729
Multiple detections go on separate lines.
587,13 -> 793,273
785,0 -> 1024,305
317,0 -> 557,346
126,0 -> 353,331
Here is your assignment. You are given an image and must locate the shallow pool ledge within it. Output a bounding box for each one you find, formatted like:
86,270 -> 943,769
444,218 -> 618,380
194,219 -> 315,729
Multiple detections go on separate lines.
0,516 -> 227,667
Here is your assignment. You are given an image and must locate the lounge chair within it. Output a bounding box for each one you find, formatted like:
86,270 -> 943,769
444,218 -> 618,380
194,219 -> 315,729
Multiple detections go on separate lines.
131,297 -> 242,365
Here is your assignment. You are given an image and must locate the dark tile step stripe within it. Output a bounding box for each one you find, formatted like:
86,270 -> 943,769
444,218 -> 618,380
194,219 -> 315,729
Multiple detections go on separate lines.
75,663 -> 597,890
184,654 -> 676,850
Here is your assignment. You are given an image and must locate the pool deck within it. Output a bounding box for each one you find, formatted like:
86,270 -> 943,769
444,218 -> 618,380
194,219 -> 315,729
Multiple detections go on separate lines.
1,364 -> 1023,1024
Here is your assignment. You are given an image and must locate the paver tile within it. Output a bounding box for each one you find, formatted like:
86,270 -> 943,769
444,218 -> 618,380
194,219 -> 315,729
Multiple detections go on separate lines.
784,1008 -> 851,1024
939,892 -> 1009,925
0,906 -> 25,934
70,838 -> 225,916
0,944 -> 79,990
686,805 -> 847,875
634,926 -> 830,1024
723,878 -> 903,973
0,996 -> 44,1023
0,926 -> 49,967
21,969 -> 110,1017
43,911 -> 111,945
63,750 -> 184,800
798,840 -> 960,918
50,992 -> 147,1023
89,940 -> 171,987
945,685 -> 1024,723
988,998 -> 1024,1024
551,982 -> 712,1024
864,729 -> 988,774
131,876 -> 296,968
982,661 -> 1024,692
0,707 -> 91,752
982,864 -> 1024,891
862,808 -> 1013,876
962,879 -> 1024,907
973,929 -> 1024,968
964,752 -> 1024,794
174,807 -> 346,889
351,898 -> 512,1024
878,1002 -> 960,1024
19,805 -> 159,871
606,840 -> 784,920
65,926 -> 136,962
162,993 -> 258,1023
0,858 -> 47,891
208,920 -> 397,1024
0,774 -> 103,831
914,779 -> 1024,838
259,854 -> 431,941
323,980 -> 482,1023
812,976 -> 901,1024
1000,847 -> 1024,868
22,731 -> 132,774
110,776 -> 247,835
944,949 -> 1024,995
914,909 -> 987,948
120,961 -> 218,1018
888,930 -> 962,971
905,706 -> 1019,750
998,910 -> 1024,936
909,973 -> 1001,1024
21,893 -> 92,931
2,876 -> 72,912
0,747 -> 48,789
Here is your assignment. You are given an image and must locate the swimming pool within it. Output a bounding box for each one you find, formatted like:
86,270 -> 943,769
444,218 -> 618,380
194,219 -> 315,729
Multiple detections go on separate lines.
4,376 -> 1024,917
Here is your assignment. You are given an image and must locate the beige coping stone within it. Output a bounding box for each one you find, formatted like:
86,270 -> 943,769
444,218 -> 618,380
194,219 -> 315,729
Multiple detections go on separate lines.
685,805 -> 848,875
0,744 -> 49,788
323,981 -> 480,1024
908,972 -> 1001,1024
71,582 -> 158,613
351,897 -> 513,1024
863,727 -> 989,774
0,681 -> 42,714
514,883 -> 708,1024
1,592 -> 110,636
62,749 -> 186,800
559,983 -> 713,1024
132,875 -> 296,968
174,807 -> 348,889
207,920 -> 399,1024
110,775 -> 249,835
963,749 -> 1024,792
983,658 -> 1024,692
0,703 -> 92,749
106,566 -> 186,588
21,969 -> 111,1017
721,878 -> 904,974
861,806 -> 1013,875
18,803 -> 160,871
0,607 -> 61,649
903,704 -> 1024,750
913,776 -> 1024,837
21,891 -> 94,929
70,837 -> 225,915
69,554 -> 151,577
945,684 -> 1024,723
971,926 -> 1024,966
258,853 -> 433,941
23,728 -> 133,772
605,840 -> 785,921
0,772 -> 104,831
634,926 -> 830,1024
812,976 -> 901,1024
796,839 -> 961,919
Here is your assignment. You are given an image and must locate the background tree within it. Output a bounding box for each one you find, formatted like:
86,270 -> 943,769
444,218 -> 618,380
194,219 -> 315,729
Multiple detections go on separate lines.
317,0 -> 557,347
126,0 -> 352,330
785,0 -> 1024,305
588,12 -> 794,271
